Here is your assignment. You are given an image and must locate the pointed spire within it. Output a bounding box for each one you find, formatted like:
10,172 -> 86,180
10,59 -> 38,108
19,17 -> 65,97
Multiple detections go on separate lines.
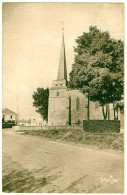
57,22 -> 67,82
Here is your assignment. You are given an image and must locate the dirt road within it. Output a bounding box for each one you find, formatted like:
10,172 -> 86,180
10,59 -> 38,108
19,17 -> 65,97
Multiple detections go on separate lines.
2,129 -> 124,193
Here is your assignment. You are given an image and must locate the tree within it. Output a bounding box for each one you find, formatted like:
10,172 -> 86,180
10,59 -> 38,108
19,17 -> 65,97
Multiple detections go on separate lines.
114,100 -> 124,114
113,98 -> 124,120
33,88 -> 49,121
68,26 -> 124,119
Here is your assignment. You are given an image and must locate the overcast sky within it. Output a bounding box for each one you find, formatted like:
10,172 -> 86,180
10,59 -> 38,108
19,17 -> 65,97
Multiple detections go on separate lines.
2,3 -> 124,120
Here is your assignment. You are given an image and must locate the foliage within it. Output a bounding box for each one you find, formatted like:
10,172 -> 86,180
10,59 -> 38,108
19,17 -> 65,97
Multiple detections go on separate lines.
32,88 -> 49,121
68,26 -> 124,116
83,120 -> 120,132
114,99 -> 124,114
23,129 -> 124,152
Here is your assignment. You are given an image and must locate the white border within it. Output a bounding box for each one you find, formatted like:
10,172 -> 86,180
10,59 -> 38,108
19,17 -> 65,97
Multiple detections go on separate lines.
1,1 -> 126,195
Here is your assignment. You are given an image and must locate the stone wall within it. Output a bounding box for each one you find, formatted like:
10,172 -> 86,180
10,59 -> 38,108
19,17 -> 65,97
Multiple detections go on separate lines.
48,86 -> 118,127
48,87 -> 88,126
13,125 -> 83,131
66,89 -> 87,124
48,87 -> 67,126
89,102 -> 114,120
120,113 -> 124,129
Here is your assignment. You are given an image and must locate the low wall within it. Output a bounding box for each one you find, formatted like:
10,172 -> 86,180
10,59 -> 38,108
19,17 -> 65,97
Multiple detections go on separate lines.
83,120 -> 120,133
13,125 -> 83,131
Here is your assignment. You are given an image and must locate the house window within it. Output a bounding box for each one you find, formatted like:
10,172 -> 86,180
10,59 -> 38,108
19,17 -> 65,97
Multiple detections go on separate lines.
56,92 -> 59,96
76,98 -> 80,110
95,102 -> 99,110
10,115 -> 13,119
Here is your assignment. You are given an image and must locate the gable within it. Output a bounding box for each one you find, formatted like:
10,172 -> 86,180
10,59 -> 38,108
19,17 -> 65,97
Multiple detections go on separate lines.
2,108 -> 17,115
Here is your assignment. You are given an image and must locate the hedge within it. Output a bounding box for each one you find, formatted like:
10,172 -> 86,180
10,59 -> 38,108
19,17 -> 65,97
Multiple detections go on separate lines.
83,120 -> 120,133
2,123 -> 16,128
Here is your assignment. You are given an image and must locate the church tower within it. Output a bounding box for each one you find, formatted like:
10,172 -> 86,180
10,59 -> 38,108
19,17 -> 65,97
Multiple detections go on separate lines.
48,25 -> 68,126
52,24 -> 67,88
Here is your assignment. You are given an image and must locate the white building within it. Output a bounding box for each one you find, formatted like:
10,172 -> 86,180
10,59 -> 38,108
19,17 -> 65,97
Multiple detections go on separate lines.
18,119 -> 47,126
2,108 -> 18,124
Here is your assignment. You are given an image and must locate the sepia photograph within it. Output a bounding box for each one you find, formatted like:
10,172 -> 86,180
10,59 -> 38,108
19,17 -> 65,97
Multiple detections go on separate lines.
2,2 -> 124,193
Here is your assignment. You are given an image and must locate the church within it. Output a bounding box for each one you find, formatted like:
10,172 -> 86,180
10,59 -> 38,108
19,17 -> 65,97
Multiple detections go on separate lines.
48,29 -> 118,126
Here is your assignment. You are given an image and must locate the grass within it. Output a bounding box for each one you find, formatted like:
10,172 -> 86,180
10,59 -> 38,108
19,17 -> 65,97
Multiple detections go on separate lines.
22,129 -> 124,153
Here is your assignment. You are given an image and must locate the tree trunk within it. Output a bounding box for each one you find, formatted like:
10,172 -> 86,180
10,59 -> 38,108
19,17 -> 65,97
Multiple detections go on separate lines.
102,105 -> 108,120
87,96 -> 90,120
114,107 -> 116,120
107,104 -> 110,120
113,103 -> 116,120
114,108 -> 118,120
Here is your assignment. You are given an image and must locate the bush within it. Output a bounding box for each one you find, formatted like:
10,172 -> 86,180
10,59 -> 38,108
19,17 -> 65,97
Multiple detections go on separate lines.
111,137 -> 124,150
22,129 -> 124,152
83,120 -> 120,133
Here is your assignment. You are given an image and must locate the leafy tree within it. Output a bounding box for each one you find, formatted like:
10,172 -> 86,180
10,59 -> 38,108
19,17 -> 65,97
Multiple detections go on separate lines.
33,88 -> 49,121
114,99 -> 124,115
68,26 -> 124,119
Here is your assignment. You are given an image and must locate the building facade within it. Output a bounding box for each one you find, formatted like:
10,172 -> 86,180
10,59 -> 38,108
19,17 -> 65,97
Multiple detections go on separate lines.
2,108 -> 18,128
18,119 -> 46,126
48,30 -> 120,126
2,108 -> 17,123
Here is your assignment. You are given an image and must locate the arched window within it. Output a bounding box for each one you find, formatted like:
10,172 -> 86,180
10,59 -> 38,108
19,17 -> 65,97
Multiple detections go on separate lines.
76,98 -> 80,110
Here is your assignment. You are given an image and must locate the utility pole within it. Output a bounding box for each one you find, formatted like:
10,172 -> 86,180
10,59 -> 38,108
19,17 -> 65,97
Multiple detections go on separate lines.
30,114 -> 31,126
69,96 -> 71,125
16,96 -> 19,125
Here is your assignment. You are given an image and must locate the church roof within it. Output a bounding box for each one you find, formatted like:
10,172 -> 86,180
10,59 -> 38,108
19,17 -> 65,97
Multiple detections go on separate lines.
2,108 -> 17,115
57,27 -> 67,81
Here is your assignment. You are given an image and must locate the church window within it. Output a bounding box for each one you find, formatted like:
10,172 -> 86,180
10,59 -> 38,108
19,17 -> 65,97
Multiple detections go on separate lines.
95,102 -> 99,110
76,98 -> 80,110
10,115 -> 13,119
56,84 -> 58,86
56,92 -> 59,96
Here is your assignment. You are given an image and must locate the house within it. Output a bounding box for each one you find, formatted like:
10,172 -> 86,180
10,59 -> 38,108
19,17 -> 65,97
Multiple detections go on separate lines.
2,108 -> 18,128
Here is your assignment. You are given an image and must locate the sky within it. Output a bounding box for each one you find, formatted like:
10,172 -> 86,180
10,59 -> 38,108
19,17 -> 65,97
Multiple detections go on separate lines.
2,3 -> 124,121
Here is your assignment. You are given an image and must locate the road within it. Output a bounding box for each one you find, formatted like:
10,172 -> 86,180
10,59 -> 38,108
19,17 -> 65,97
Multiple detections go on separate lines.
2,129 -> 124,193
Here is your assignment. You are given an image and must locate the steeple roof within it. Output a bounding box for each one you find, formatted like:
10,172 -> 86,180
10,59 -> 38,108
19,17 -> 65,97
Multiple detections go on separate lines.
57,25 -> 67,81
